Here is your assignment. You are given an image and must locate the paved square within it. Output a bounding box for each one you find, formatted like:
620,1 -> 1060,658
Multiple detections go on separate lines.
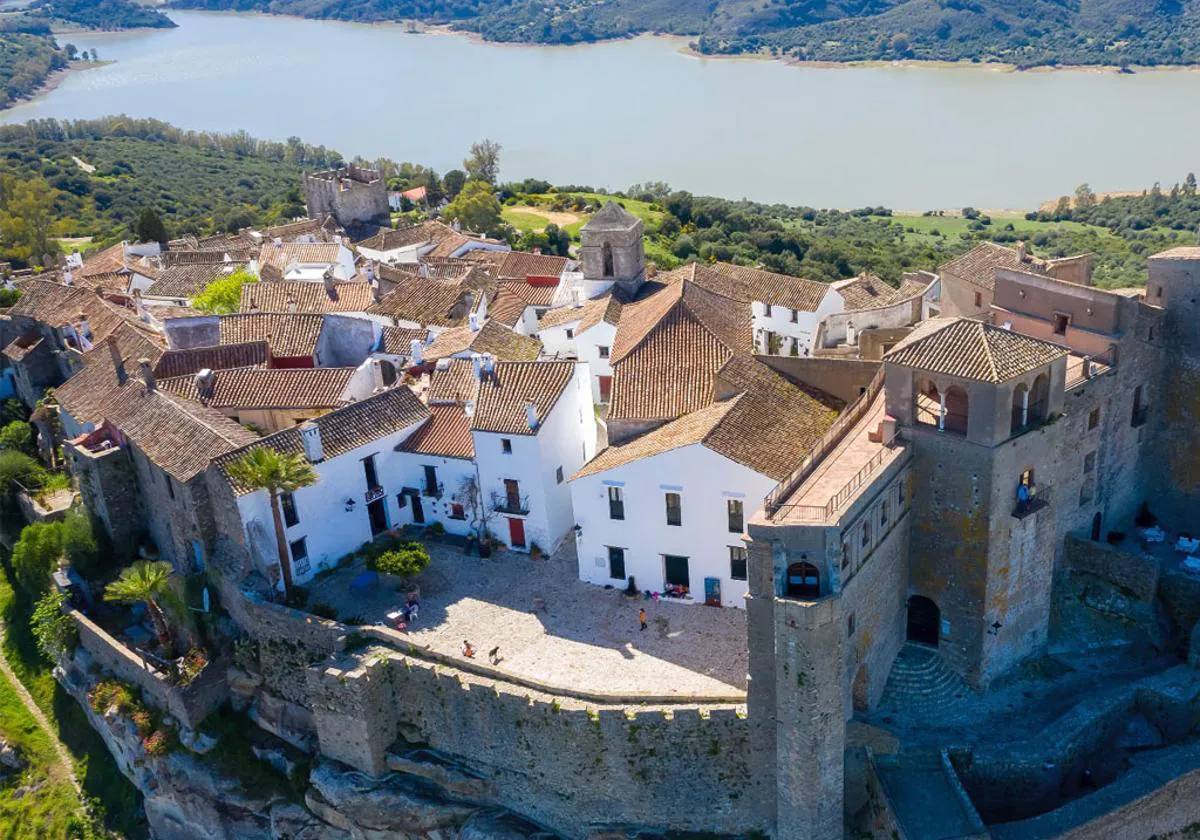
312,539 -> 748,699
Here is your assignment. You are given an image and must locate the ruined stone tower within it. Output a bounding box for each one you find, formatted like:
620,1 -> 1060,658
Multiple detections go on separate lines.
303,164 -> 389,228
579,201 -> 645,299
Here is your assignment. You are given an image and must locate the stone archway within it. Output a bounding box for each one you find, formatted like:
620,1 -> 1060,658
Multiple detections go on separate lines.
906,595 -> 940,647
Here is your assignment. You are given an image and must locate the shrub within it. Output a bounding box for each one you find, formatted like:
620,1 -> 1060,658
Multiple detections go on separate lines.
177,647 -> 208,686
62,507 -> 101,576
192,268 -> 258,315
90,679 -> 137,715
0,448 -> 44,509
369,542 -> 430,579
11,520 -> 65,592
31,589 -> 76,659
130,709 -> 153,736
142,730 -> 170,757
0,420 -> 34,454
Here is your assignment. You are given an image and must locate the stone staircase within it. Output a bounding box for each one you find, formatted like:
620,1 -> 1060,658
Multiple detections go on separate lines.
879,643 -> 971,719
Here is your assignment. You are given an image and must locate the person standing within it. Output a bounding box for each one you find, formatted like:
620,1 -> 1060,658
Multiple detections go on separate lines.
639,608 -> 648,631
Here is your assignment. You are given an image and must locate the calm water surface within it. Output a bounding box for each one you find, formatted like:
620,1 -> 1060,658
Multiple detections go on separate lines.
4,10 -> 1199,208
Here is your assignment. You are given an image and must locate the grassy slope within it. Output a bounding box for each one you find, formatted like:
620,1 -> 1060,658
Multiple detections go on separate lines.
0,565 -> 145,838
0,667 -> 82,839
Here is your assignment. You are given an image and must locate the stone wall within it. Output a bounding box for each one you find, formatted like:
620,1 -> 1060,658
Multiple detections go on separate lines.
71,609 -> 228,729
238,596 -> 347,708
303,166 -> 389,226
1063,533 -> 1158,603
67,440 -> 143,555
755,356 -> 879,404
307,649 -> 766,838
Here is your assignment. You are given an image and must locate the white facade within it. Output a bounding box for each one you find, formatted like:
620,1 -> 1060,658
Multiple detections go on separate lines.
571,445 -> 775,608
537,315 -> 617,404
282,243 -> 356,282
389,452 -> 478,538
472,363 -> 596,553
752,291 -> 845,357
234,417 -> 426,588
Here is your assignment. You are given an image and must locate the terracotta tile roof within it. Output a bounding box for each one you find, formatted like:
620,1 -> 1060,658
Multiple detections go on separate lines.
353,224 -> 432,251
154,341 -> 270,379
459,249 -> 508,271
884,317 -> 1068,383
146,262 -> 250,300
258,216 -> 341,242
71,271 -> 129,294
368,274 -> 477,328
607,279 -> 751,422
938,243 -> 1047,292
1150,247 -> 1200,260
106,383 -> 261,482
423,320 -> 542,363
471,361 -> 575,436
160,367 -> 355,409
398,404 -> 474,460
218,313 -> 324,358
239,280 -> 374,314
159,248 -> 256,266
487,287 -> 532,328
78,243 -> 126,278
832,272 -> 931,312
378,326 -> 428,355
499,278 -> 559,307
54,325 -> 167,425
3,329 -> 43,362
685,262 -> 832,312
215,387 -> 429,495
496,252 -> 569,282
538,294 -> 622,333
577,356 -> 841,481
9,280 -> 147,346
378,258 -> 483,286
260,243 -> 343,278
427,359 -> 478,405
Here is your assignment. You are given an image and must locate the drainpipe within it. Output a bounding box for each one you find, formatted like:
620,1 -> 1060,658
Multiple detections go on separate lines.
938,391 -> 946,432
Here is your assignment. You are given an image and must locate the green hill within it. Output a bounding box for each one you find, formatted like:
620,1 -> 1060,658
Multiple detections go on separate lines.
167,0 -> 1200,66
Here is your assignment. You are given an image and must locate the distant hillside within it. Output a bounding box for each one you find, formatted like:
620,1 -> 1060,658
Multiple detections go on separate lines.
31,0 -> 177,30
166,0 -> 1200,67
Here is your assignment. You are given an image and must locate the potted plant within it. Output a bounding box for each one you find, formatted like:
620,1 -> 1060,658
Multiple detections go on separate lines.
529,541 -> 543,560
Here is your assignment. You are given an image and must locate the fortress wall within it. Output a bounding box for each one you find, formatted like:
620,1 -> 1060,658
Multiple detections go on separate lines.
308,650 -> 767,837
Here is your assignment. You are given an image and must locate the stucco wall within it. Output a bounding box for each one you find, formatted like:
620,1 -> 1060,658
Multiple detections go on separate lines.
572,444 -> 774,607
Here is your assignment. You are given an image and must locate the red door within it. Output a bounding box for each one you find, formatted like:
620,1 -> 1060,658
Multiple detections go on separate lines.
508,517 -> 526,549
598,375 -> 612,403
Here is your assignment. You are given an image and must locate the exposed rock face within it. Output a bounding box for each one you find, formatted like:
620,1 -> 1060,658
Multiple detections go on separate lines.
0,740 -> 23,770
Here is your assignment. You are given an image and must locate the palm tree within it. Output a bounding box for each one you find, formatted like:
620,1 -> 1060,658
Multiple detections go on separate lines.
104,561 -> 180,653
224,447 -> 317,603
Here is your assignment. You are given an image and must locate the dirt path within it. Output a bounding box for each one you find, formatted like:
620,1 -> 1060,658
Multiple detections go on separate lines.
0,623 -> 81,796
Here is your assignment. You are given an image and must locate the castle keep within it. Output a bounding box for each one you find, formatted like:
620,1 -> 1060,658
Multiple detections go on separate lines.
303,163 -> 390,228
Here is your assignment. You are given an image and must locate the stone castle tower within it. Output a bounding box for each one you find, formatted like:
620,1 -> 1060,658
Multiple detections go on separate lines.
579,201 -> 645,299
303,164 -> 389,228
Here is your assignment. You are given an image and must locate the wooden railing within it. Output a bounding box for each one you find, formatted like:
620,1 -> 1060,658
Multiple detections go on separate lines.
763,365 -> 885,517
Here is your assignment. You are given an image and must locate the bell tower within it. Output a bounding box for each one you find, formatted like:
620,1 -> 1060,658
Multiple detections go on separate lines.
580,201 -> 645,299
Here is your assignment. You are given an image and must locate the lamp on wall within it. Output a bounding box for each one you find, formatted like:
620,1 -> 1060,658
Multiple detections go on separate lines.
344,498 -> 356,512
987,620 -> 1003,636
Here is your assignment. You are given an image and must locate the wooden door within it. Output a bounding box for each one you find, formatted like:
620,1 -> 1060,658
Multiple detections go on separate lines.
598,375 -> 612,403
508,517 -> 526,549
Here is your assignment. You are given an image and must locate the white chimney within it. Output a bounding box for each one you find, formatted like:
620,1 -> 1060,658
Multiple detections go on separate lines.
78,315 -> 93,342
525,401 -> 538,430
287,298 -> 298,314
571,286 -> 583,308
371,358 -> 384,390
482,353 -> 495,375
194,368 -> 215,402
323,269 -> 336,295
299,421 -> 324,463
273,237 -> 282,248
469,311 -> 480,332
247,298 -> 259,314
464,399 -> 475,418
133,289 -> 147,321
367,262 -> 376,282
63,269 -> 73,287
845,320 -> 857,346
471,352 -> 484,380
1017,241 -> 1028,262
410,338 -> 423,365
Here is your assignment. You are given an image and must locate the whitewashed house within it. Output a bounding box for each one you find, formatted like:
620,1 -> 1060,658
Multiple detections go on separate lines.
537,293 -> 622,403
393,403 -> 478,538
259,241 -> 357,283
214,387 -> 431,588
470,359 -> 597,553
571,357 -> 842,607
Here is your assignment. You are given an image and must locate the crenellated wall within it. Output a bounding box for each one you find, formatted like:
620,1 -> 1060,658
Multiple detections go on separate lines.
307,649 -> 767,838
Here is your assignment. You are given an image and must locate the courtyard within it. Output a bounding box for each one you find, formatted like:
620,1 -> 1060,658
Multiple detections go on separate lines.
308,538 -> 748,700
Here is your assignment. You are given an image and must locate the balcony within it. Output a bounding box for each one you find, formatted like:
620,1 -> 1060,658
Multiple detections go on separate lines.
364,485 -> 385,504
422,483 -> 444,499
1013,489 -> 1049,520
492,495 -> 530,516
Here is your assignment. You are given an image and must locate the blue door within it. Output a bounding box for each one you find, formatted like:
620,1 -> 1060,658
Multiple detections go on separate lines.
704,577 -> 721,607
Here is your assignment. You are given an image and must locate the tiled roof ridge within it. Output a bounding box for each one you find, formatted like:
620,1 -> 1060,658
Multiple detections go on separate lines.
147,385 -> 257,447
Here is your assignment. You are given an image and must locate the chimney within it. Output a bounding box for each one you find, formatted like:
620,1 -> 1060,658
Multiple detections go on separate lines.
299,420 -> 324,463
482,353 -> 495,375
138,358 -> 155,391
108,340 -> 126,386
63,268 -> 73,286
409,338 -> 423,365
77,313 -> 92,341
323,268 -> 336,295
194,368 -> 215,403
248,297 -> 259,314
286,298 -> 298,314
571,286 -> 583,308
532,246 -> 541,255
1017,241 -> 1028,263
469,311 -> 480,332
464,399 -> 475,419
845,320 -> 857,346
471,352 -> 484,380
132,289 -> 147,321
525,400 -> 538,430
371,358 -> 384,390
273,237 -> 282,248
367,262 -> 376,283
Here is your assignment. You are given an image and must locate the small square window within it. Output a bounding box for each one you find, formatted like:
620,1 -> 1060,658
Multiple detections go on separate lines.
847,613 -> 856,637
880,500 -> 889,527
1084,451 -> 1096,474
501,438 -> 512,454
1053,312 -> 1070,335
281,491 -> 299,527
763,303 -> 773,317
289,537 -> 308,563
1088,408 -> 1100,430
396,493 -> 407,510
790,309 -> 798,324
729,546 -> 748,581
608,486 -> 625,520
841,542 -> 851,570
727,498 -> 744,533
1157,285 -> 1163,299
556,465 -> 564,484
862,523 -> 870,547
598,346 -> 610,359
974,291 -> 983,309
665,492 -> 682,526
607,546 -> 626,580
565,328 -> 574,339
